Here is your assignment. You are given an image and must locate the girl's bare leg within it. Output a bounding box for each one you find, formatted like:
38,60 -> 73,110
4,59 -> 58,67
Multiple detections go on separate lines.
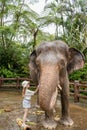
23,108 -> 29,124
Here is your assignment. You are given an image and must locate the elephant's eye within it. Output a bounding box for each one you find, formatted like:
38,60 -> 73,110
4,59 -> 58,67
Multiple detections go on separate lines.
36,59 -> 40,66
59,60 -> 65,69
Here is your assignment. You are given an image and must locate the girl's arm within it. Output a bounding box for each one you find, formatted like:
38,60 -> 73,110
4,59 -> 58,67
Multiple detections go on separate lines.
22,87 -> 26,97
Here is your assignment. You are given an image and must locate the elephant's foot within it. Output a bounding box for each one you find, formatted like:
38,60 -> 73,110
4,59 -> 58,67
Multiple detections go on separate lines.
42,119 -> 57,129
59,117 -> 74,126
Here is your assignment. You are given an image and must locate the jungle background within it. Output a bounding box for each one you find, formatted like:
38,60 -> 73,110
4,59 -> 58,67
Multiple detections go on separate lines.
0,0 -> 87,81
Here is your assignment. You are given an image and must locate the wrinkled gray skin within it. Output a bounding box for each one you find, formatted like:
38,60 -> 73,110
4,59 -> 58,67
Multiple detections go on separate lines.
29,40 -> 85,129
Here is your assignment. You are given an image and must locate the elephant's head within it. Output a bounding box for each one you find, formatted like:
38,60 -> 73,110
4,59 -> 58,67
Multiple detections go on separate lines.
29,40 -> 84,129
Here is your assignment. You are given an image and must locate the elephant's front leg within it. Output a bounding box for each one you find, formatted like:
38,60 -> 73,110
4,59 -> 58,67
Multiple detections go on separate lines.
59,77 -> 74,126
42,109 -> 57,129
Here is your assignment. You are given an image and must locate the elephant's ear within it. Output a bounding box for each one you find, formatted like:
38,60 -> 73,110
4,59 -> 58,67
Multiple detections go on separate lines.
67,48 -> 85,74
29,50 -> 38,84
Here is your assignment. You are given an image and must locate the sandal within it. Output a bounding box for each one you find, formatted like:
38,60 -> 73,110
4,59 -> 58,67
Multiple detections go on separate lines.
26,119 -> 30,122
21,123 -> 27,127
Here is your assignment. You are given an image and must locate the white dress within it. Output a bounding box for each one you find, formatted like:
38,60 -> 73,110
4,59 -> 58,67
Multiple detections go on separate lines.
22,89 -> 34,108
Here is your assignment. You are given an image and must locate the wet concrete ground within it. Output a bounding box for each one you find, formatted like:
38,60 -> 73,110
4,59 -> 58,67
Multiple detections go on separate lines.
0,91 -> 87,130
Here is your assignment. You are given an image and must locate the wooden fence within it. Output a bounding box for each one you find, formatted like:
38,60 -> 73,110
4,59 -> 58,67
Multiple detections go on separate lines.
70,80 -> 87,102
0,77 -> 35,91
0,77 -> 87,102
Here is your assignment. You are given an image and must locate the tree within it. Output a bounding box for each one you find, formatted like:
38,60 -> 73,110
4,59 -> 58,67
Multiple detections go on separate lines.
63,0 -> 87,51
0,0 -> 40,77
39,1 -> 63,39
39,0 -> 87,51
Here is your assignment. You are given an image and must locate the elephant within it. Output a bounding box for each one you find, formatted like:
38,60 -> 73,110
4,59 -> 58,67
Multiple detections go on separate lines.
29,40 -> 85,129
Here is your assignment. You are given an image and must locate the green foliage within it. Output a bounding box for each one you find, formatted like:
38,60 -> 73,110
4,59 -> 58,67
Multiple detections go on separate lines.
69,63 -> 87,81
83,48 -> 87,62
40,0 -> 87,51
0,0 -> 87,79
0,41 -> 29,77
0,67 -> 17,78
0,0 -> 40,78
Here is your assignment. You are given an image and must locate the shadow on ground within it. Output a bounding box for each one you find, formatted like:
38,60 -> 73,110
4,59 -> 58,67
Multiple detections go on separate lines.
0,91 -> 87,130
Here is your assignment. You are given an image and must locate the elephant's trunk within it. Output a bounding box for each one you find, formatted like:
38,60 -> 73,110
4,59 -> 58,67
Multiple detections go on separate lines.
38,65 -> 59,111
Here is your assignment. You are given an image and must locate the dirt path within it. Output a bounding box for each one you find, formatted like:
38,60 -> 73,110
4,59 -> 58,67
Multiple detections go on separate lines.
0,91 -> 87,130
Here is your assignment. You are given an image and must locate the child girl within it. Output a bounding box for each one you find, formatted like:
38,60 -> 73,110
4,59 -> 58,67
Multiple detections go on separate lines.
21,80 -> 35,127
